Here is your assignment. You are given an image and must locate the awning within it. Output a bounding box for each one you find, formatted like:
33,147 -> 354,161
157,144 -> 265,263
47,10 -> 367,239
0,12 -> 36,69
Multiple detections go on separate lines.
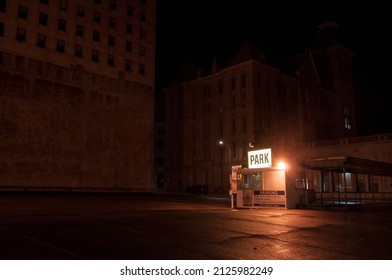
303,156 -> 392,177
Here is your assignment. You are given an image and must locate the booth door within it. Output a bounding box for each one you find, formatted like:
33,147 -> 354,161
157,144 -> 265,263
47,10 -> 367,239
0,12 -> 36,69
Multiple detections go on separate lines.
242,172 -> 262,206
243,189 -> 253,206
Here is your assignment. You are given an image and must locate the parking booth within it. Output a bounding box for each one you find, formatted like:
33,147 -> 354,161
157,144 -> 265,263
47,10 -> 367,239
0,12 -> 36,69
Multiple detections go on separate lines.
231,148 -> 301,209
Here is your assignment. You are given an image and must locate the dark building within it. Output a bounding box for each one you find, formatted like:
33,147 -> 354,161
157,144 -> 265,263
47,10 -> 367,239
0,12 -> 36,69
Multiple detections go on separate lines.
0,0 -> 156,191
163,22 -> 367,194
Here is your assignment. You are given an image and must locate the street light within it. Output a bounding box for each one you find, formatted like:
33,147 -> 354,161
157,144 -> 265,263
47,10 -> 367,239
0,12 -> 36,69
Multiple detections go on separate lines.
219,140 -> 234,210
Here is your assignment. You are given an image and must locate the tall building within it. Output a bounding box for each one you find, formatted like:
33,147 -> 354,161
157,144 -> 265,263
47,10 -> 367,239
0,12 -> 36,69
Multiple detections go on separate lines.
164,22 -> 359,194
0,0 -> 156,191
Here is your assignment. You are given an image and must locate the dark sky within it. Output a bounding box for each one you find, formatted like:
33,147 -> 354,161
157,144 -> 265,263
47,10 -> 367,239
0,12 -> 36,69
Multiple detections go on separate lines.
155,1 -> 391,135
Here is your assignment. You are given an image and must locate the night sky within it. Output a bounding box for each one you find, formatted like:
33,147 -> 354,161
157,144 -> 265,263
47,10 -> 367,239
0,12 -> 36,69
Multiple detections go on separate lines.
155,1 -> 391,136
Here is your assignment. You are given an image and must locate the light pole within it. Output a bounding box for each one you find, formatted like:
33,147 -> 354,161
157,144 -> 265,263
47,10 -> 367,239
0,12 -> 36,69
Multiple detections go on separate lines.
219,140 -> 234,209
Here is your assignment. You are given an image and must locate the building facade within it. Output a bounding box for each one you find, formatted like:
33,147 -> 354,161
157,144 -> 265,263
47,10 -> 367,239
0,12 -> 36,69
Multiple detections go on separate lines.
296,134 -> 392,205
163,22 -> 386,195
0,0 -> 156,191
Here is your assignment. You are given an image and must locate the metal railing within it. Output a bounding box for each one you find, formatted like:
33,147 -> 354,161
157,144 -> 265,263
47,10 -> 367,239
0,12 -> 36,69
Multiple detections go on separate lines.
315,191 -> 392,207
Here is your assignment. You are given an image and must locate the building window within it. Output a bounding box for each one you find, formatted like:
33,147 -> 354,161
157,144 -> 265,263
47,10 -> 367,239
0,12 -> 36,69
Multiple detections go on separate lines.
344,106 -> 351,130
139,63 -> 145,75
59,0 -> 67,11
109,17 -> 116,28
58,19 -> 66,32
95,0 -> 101,4
241,91 -> 246,107
125,59 -> 132,71
40,0 -> 49,4
108,35 -> 115,47
37,33 -> 46,48
125,41 -> 132,52
39,12 -> 48,25
75,44 -> 83,57
157,135 -> 166,149
242,115 -> 247,132
345,118 -> 351,130
140,28 -> 146,39
76,25 -> 84,36
0,22 -> 4,36
230,77 -> 236,90
139,46 -> 145,56
0,0 -> 6,13
241,74 -> 246,88
16,28 -> 26,41
127,5 -> 133,16
92,50 -> 99,62
56,39 -> 65,52
157,128 -> 165,137
140,11 -> 146,22
141,0 -> 147,5
218,82 -> 223,95
77,5 -> 85,17
94,12 -> 101,23
126,23 -> 132,34
110,0 -> 116,10
18,6 -> 28,19
93,30 -> 100,42
157,156 -> 165,165
108,54 -> 115,66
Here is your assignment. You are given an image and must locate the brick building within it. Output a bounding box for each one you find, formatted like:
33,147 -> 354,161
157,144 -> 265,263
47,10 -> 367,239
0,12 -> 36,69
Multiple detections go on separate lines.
0,0 -> 156,191
163,22 -> 392,197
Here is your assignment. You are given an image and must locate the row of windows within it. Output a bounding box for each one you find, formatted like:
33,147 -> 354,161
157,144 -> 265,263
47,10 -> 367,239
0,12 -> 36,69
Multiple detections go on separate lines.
15,7 -> 147,39
1,3 -> 148,39
15,5 -> 147,24
9,26 -> 146,56
0,26 -> 146,74
0,0 -> 148,13
0,18 -> 145,54
74,23 -> 146,39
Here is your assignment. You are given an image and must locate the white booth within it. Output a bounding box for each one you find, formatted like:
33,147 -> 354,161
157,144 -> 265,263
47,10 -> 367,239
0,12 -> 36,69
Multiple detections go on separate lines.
230,148 -> 301,209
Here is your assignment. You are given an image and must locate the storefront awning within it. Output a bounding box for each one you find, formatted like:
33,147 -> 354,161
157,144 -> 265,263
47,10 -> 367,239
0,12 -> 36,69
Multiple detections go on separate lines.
303,156 -> 392,177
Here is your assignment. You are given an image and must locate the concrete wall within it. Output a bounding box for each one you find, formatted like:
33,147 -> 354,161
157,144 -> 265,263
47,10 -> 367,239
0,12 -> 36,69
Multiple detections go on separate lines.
0,53 -> 154,191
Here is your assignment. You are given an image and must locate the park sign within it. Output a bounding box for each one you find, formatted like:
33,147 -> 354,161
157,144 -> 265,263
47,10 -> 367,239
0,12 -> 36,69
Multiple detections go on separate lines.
248,148 -> 272,169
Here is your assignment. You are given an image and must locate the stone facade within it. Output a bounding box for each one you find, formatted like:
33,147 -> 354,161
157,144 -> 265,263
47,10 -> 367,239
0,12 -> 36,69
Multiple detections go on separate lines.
0,53 -> 154,191
0,0 -> 156,191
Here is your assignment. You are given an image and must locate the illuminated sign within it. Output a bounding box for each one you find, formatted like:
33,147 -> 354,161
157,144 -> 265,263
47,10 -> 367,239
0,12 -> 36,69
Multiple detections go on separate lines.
248,149 -> 272,169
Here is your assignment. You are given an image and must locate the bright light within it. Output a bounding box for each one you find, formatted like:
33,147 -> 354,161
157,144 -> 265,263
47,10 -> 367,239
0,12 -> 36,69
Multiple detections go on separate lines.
277,161 -> 286,170
218,140 -> 224,145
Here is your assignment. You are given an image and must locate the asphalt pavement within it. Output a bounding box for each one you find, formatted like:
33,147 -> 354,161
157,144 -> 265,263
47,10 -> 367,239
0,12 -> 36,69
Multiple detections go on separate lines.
0,191 -> 392,260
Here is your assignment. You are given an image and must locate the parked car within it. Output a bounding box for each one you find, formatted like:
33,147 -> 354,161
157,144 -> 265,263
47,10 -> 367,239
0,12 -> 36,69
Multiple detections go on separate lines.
185,184 -> 209,195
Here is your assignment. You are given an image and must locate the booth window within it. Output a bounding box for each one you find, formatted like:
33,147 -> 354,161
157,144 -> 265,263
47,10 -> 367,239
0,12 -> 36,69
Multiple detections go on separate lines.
243,173 -> 262,189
